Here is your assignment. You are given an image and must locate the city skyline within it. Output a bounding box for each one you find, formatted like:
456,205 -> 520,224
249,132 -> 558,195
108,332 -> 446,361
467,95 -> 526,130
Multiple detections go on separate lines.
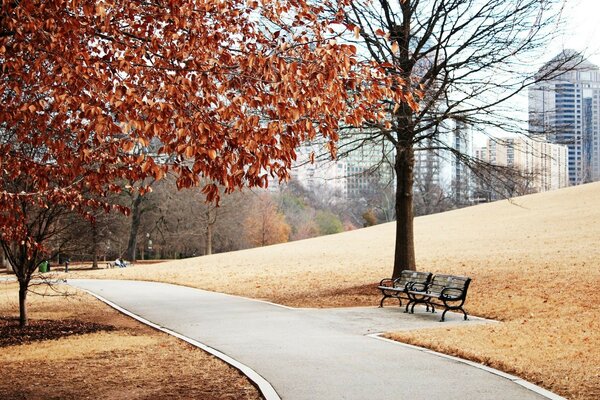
529,50 -> 600,185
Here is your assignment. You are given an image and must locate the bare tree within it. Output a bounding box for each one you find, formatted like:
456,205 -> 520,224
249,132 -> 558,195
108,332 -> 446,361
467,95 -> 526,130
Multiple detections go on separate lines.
0,202 -> 64,326
323,0 -> 574,276
471,162 -> 538,202
138,178 -> 249,258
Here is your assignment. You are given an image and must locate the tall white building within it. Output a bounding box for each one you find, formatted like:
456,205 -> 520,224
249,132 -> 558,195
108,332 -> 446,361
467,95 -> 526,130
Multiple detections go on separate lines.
529,50 -> 600,184
414,118 -> 473,203
474,136 -> 569,193
291,131 -> 394,201
293,120 -> 472,204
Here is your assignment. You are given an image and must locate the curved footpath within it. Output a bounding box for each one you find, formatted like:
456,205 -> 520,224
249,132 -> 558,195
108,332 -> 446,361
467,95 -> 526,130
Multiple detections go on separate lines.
69,279 -> 563,400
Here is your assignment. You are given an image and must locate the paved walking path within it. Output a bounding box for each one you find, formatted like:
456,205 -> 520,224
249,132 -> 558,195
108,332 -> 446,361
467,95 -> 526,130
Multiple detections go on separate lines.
70,279 -> 562,400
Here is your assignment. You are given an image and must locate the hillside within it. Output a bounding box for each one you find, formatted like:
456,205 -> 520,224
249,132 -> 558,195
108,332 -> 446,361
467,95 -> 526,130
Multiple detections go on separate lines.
73,182 -> 600,399
85,181 -> 600,302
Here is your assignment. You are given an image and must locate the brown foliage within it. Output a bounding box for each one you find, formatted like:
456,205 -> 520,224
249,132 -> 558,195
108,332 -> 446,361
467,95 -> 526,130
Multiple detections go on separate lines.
0,1 -> 413,324
0,0 -> 412,254
244,194 -> 291,247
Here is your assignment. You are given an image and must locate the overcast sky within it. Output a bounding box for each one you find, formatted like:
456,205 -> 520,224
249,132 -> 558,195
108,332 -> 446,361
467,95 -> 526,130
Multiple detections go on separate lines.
550,0 -> 600,66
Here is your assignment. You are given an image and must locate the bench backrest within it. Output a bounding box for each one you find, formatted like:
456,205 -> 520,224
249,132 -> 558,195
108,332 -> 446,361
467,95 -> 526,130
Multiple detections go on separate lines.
395,270 -> 432,291
428,274 -> 471,298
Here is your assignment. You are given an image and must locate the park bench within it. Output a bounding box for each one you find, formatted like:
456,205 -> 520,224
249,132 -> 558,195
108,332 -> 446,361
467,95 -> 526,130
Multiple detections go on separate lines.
405,274 -> 471,322
378,270 -> 433,308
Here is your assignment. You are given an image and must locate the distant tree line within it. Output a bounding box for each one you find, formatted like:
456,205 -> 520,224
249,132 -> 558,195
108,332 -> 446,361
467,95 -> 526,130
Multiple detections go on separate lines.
11,177 -> 380,266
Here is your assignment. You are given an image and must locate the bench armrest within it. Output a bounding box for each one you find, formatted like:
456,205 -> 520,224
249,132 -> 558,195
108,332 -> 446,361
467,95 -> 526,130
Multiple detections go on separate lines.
379,278 -> 394,287
440,286 -> 466,299
407,281 -> 428,292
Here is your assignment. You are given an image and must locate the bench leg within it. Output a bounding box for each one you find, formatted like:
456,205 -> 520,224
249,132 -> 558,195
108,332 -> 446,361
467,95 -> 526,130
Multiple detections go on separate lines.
407,296 -> 432,314
410,299 -> 430,314
439,306 -> 468,322
378,295 -> 388,308
379,294 -> 403,308
440,309 -> 449,322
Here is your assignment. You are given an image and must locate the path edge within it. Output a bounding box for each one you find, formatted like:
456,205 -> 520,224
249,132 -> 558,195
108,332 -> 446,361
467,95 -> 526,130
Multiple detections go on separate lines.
368,334 -> 565,400
79,287 -> 281,400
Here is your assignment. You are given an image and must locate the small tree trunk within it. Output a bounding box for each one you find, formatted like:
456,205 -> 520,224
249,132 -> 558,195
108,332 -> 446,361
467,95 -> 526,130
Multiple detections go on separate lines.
19,279 -> 28,327
91,222 -> 99,269
126,193 -> 143,262
393,142 -> 416,277
205,223 -> 213,256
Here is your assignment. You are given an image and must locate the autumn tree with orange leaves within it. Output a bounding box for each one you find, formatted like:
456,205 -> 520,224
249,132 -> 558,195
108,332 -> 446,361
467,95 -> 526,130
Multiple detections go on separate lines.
0,0 -> 412,326
244,194 -> 291,247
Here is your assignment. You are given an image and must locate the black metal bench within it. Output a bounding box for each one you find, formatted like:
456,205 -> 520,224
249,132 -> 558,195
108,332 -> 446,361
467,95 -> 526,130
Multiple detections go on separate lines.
405,274 -> 471,322
377,270 -> 432,308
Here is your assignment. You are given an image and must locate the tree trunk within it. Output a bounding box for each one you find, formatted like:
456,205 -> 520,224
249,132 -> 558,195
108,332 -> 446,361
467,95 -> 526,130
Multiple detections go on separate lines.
393,142 -> 416,277
126,193 -> 143,262
205,223 -> 213,256
91,222 -> 99,269
19,279 -> 28,327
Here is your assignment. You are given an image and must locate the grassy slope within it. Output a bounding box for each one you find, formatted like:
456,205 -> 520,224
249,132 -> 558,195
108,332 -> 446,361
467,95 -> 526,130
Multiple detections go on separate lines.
74,182 -> 600,399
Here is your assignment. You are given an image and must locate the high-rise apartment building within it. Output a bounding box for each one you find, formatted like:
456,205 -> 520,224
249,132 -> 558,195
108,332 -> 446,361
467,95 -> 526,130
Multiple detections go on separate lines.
291,131 -> 394,201
414,118 -> 473,204
293,120 -> 471,204
474,136 -> 569,194
529,50 -> 600,184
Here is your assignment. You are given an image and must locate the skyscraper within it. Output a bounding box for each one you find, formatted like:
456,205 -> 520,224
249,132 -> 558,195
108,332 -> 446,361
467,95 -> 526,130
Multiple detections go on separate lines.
529,50 -> 600,184
414,117 -> 473,204
474,136 -> 569,197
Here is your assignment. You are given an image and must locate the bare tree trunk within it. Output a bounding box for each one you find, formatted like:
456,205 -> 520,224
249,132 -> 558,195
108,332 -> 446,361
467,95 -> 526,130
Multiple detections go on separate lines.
205,223 -> 212,255
261,210 -> 266,246
18,279 -> 28,327
204,206 -> 217,255
91,222 -> 99,269
126,193 -> 143,262
393,142 -> 416,277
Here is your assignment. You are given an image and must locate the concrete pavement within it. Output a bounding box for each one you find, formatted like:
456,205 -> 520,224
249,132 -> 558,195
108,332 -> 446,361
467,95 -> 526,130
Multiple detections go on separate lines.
69,279 -> 563,400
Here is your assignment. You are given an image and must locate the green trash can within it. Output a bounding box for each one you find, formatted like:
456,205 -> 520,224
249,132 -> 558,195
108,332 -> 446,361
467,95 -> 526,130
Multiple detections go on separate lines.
38,260 -> 48,273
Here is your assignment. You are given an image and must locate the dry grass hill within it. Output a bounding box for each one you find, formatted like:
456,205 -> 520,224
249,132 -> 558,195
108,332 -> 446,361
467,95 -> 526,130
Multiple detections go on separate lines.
71,182 -> 600,399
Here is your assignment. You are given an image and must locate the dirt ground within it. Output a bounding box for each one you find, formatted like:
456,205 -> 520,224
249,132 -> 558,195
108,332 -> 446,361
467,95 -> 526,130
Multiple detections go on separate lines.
54,181 -> 600,400
0,282 -> 261,400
